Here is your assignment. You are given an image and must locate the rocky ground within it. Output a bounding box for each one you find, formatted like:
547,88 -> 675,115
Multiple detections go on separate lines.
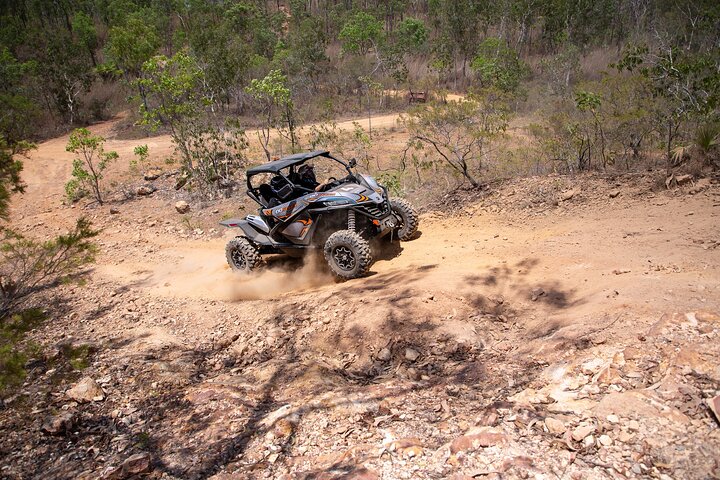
1,117 -> 719,479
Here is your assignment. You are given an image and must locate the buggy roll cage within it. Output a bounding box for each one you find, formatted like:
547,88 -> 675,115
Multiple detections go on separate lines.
245,150 -> 357,206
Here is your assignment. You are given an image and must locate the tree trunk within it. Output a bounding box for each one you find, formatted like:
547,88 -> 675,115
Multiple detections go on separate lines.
666,120 -> 674,165
88,47 -> 97,68
462,168 -> 479,188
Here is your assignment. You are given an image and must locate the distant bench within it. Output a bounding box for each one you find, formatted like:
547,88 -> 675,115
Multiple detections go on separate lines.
408,89 -> 428,104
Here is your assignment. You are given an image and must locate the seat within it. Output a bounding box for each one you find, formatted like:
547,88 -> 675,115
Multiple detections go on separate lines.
274,183 -> 294,201
257,183 -> 280,208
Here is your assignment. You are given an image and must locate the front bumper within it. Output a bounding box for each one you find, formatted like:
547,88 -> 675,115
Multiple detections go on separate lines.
355,197 -> 398,237
374,212 -> 401,238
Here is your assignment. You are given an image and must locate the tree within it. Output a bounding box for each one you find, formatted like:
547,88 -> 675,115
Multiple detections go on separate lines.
308,120 -> 373,169
0,48 -> 38,146
539,44 -> 581,95
375,17 -> 428,85
65,128 -> 118,205
0,48 -> 35,220
573,90 -> 607,169
428,0 -> 487,85
179,2 -> 254,108
245,69 -> 297,159
105,11 -> 161,110
395,18 -> 428,53
615,44 -> 720,163
180,119 -> 249,196
470,38 -> 527,93
283,17 -> 329,91
402,92 -> 510,187
71,11 -> 98,67
137,52 -> 248,196
136,52 -> 207,163
37,30 -> 94,124
339,12 -> 384,55
0,140 -> 29,221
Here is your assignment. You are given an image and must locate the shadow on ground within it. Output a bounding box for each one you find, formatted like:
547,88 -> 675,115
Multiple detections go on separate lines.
7,259 -> 575,478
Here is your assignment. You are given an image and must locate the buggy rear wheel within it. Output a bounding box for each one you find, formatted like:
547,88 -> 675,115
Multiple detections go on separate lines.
389,198 -> 419,241
225,237 -> 262,273
323,230 -> 372,279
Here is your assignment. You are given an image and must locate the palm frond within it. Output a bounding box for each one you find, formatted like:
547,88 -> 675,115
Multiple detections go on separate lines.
695,123 -> 720,153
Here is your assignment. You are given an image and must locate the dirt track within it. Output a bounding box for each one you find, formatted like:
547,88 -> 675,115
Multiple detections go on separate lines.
3,114 -> 720,479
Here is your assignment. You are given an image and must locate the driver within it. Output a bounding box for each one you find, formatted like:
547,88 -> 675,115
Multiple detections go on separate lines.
295,164 -> 318,190
297,164 -> 334,192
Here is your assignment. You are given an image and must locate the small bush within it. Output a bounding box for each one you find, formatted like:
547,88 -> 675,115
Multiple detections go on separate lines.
130,144 -> 149,173
63,343 -> 91,370
65,128 -> 118,205
378,172 -> 403,197
0,309 -> 46,392
402,90 -> 510,188
0,343 -> 27,391
695,123 -> 719,156
0,218 -> 98,317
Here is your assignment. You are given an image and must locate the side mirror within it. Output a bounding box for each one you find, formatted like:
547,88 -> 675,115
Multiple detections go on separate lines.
348,158 -> 357,168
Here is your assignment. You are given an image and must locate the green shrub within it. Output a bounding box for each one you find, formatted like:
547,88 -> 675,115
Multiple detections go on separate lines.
130,144 -> 149,173
695,123 -> 719,154
0,218 -> 98,317
65,128 -> 118,205
0,309 -> 46,393
378,172 -> 403,197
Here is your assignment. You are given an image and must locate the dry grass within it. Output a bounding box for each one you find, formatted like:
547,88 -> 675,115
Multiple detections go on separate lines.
580,47 -> 620,80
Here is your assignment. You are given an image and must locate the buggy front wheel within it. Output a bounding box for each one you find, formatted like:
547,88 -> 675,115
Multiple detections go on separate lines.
389,198 -> 419,241
323,230 -> 373,279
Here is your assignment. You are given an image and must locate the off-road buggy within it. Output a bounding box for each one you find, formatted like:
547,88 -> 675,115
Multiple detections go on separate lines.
220,150 -> 418,279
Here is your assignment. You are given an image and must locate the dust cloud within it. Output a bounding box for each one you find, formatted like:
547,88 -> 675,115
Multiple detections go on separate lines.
220,253 -> 334,301
146,240 -> 334,301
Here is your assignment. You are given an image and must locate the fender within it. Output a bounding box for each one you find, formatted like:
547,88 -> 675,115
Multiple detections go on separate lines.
219,219 -> 273,245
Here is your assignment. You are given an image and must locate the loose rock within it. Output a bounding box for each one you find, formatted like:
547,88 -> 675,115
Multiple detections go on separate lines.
707,395 -> 720,423
66,377 -> 105,403
560,189 -> 576,201
136,184 -> 156,196
545,417 -> 566,435
122,453 -> 151,475
175,201 -> 190,214
405,348 -> 420,362
572,424 -> 596,442
450,430 -> 507,454
143,170 -> 161,181
376,347 -> 392,362
41,411 -> 75,435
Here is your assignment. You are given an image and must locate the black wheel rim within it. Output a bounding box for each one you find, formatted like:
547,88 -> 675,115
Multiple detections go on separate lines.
230,248 -> 247,269
333,246 -> 356,271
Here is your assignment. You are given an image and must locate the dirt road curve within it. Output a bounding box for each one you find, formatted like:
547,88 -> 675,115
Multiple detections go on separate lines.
3,113 -> 720,479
